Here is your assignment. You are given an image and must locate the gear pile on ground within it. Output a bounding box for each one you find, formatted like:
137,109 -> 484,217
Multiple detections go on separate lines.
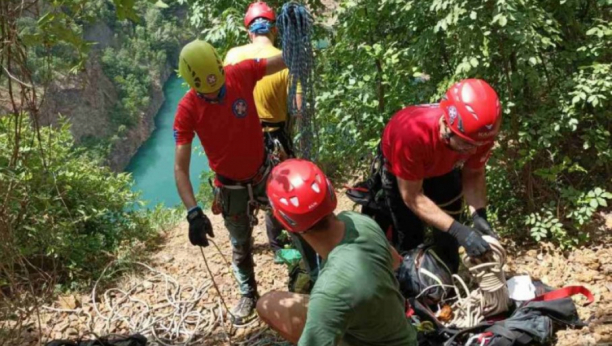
14,198 -> 612,346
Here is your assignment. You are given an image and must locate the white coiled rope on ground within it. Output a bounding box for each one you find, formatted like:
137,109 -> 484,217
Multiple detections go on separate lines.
41,239 -> 290,345
448,236 -> 511,328
91,261 -> 218,346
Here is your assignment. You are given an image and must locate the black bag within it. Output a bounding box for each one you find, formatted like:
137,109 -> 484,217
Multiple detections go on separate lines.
441,286 -> 592,346
346,147 -> 394,240
398,244 -> 453,305
45,334 -> 147,346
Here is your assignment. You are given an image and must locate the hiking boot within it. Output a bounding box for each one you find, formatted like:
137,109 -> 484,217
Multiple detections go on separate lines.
230,294 -> 258,326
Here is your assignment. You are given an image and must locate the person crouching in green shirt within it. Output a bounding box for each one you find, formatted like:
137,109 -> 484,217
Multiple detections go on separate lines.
257,159 -> 417,346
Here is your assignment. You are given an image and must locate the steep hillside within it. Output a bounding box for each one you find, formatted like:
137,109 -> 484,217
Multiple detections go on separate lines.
39,52 -> 172,171
32,1 -> 189,171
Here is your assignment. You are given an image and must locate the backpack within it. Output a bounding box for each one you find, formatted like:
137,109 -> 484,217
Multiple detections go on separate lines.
411,284 -> 593,346
45,334 -> 147,346
398,244 -> 454,305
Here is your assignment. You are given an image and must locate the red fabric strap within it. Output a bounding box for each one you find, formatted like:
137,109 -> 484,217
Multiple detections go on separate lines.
345,185 -> 369,192
531,286 -> 594,306
405,300 -> 414,317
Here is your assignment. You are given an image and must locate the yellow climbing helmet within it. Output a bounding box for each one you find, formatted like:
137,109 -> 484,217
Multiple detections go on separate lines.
178,40 -> 225,94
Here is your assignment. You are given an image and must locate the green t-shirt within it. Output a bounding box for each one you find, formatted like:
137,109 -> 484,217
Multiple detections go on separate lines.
298,212 -> 417,346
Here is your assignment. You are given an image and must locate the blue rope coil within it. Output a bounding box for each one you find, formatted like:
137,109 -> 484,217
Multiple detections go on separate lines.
278,2 -> 316,160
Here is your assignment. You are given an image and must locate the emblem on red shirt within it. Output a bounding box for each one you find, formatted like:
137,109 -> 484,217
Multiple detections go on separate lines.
232,99 -> 248,118
207,74 -> 217,86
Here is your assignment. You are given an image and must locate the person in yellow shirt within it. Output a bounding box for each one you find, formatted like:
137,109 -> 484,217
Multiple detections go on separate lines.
225,1 -> 310,262
225,1 -> 296,158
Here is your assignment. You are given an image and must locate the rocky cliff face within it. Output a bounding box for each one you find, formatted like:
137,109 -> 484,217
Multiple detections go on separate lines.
107,63 -> 172,170
39,21 -> 173,171
39,53 -> 117,141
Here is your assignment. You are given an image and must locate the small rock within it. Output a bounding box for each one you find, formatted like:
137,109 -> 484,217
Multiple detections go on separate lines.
142,280 -> 153,289
576,270 -> 598,283
66,327 -> 78,336
159,254 -> 174,263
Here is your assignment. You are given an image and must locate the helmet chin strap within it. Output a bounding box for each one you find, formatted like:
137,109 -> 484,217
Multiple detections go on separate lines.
197,84 -> 227,103
439,116 -> 453,145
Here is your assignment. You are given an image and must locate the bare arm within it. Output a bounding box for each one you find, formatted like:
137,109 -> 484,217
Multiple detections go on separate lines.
462,167 -> 487,215
265,54 -> 287,75
397,177 -> 455,232
294,93 -> 303,116
174,144 -> 197,210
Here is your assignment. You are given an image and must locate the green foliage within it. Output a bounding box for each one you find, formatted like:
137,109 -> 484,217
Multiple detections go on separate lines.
312,0 -> 612,245
178,0 -> 324,56
196,168 -> 216,209
147,204 -> 184,232
99,2 -> 186,126
14,0 -> 188,157
0,116 -> 158,280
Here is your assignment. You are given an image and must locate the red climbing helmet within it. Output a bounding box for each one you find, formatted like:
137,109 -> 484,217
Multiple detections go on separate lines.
266,159 -> 337,233
440,79 -> 502,144
244,1 -> 276,27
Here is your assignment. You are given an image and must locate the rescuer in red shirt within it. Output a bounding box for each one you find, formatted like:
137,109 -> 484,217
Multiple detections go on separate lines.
173,39 -> 288,324
381,79 -> 502,272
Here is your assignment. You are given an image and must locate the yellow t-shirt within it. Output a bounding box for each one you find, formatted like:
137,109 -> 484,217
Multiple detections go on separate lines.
224,44 -> 289,124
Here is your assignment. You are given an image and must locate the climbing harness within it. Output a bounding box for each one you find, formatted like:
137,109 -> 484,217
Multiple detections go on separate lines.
277,2 -> 316,160
216,154 -> 275,227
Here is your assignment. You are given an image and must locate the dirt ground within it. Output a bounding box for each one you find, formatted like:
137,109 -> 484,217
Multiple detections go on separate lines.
23,194 -> 612,345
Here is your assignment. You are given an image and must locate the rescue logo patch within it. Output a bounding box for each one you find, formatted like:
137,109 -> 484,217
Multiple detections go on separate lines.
448,106 -> 458,125
206,74 -> 217,86
232,99 -> 248,118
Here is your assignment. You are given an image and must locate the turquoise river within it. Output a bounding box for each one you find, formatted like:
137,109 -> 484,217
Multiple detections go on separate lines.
126,76 -> 209,208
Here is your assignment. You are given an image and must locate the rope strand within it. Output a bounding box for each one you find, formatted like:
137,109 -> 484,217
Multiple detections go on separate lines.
448,236 -> 511,328
278,2 -> 316,160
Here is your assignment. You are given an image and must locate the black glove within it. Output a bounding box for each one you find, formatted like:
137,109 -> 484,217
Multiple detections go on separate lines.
472,208 -> 500,240
448,221 -> 491,257
187,206 -> 214,247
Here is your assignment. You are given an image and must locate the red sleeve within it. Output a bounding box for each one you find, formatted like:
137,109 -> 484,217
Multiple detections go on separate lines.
383,111 -> 426,181
390,142 -> 425,181
465,143 -> 494,169
173,99 -> 195,146
231,59 -> 267,87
